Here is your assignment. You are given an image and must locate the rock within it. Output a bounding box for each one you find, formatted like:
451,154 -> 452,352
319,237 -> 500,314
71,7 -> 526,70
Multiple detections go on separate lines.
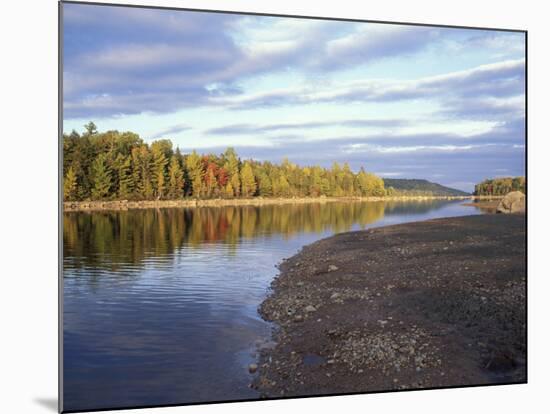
330,292 -> 341,300
305,305 -> 317,313
248,363 -> 258,373
258,341 -> 277,351
328,265 -> 339,272
497,191 -> 525,214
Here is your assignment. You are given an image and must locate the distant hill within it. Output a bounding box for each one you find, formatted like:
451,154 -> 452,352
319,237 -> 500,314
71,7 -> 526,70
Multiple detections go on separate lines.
383,178 -> 470,197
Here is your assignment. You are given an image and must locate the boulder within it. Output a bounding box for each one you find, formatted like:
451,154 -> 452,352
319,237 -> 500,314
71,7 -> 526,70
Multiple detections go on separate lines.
496,191 -> 525,214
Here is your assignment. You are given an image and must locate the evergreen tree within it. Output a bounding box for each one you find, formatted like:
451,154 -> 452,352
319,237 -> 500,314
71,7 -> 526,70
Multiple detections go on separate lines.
186,151 -> 204,197
117,154 -> 134,199
330,162 -> 344,197
152,147 -> 169,199
342,162 -> 355,195
240,162 -> 256,197
134,145 -> 154,199
91,153 -> 112,199
83,121 -> 98,136
310,167 -> 323,197
278,175 -> 290,197
224,148 -> 240,197
167,156 -> 185,199
64,166 -> 78,201
257,171 -> 272,196
356,168 -> 370,196
224,182 -> 235,198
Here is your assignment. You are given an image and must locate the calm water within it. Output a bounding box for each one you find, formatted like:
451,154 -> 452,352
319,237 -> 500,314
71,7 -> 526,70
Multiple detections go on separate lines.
63,199 -> 480,411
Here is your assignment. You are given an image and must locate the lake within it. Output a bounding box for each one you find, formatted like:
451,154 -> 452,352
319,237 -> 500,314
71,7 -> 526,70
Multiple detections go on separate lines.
63,199 -> 481,411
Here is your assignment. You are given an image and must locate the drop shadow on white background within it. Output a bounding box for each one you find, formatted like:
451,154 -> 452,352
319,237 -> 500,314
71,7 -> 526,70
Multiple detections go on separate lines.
33,398 -> 57,412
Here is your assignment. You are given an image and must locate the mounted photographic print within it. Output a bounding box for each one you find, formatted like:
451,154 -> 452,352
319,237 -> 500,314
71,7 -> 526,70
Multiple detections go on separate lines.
60,1 -> 527,412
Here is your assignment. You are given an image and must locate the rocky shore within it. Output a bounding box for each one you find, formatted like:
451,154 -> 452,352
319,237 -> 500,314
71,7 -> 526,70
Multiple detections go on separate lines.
63,195 -> 473,212
253,214 -> 526,397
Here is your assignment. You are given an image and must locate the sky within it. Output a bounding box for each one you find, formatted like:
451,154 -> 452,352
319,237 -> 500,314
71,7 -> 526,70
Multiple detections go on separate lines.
62,3 -> 526,192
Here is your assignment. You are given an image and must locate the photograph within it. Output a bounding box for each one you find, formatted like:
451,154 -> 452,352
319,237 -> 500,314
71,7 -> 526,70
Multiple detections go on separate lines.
60,1 -> 526,412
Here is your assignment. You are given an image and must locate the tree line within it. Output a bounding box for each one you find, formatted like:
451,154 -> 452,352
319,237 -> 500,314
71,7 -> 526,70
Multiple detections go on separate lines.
63,123 -> 387,202
474,176 -> 526,196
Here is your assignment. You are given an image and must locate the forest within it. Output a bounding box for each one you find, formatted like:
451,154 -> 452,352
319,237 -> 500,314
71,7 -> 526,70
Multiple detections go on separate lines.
382,178 -> 469,197
63,123 -> 388,202
474,177 -> 526,196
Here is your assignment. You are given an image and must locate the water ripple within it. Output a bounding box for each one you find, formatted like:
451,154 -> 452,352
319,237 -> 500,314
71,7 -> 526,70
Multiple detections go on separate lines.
63,200 -> 480,411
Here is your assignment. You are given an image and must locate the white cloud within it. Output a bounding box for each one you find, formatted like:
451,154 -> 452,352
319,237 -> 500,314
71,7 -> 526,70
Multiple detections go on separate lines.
210,58 -> 525,110
342,142 -> 499,155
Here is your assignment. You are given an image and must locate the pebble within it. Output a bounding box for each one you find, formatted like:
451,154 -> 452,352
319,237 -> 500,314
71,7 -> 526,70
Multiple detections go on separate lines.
248,363 -> 258,373
328,265 -> 339,272
305,305 -> 317,313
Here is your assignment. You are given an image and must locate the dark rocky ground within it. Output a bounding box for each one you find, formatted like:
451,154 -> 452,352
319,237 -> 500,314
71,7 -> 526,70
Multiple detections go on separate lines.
253,214 -> 526,397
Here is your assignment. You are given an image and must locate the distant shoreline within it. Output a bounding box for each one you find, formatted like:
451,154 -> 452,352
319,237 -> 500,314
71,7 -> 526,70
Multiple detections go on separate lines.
62,195 -> 499,212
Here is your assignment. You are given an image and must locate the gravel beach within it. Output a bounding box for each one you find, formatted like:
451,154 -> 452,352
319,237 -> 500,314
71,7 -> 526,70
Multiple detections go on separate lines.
253,214 -> 526,397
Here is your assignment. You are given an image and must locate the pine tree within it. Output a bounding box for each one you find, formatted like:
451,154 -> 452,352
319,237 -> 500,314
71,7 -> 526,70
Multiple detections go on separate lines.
117,154 -> 134,199
278,175 -> 290,197
134,145 -> 154,200
224,182 -> 234,198
91,153 -> 112,199
168,156 -> 185,199
224,148 -> 240,197
83,121 -> 98,136
310,167 -> 323,197
186,151 -> 204,197
342,162 -> 355,195
240,162 -> 256,197
258,171 -> 272,196
152,148 -> 169,199
63,166 -> 78,201
330,162 -> 343,196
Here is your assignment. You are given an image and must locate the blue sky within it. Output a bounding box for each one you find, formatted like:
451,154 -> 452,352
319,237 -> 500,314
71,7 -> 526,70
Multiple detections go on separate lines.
62,3 -> 525,192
